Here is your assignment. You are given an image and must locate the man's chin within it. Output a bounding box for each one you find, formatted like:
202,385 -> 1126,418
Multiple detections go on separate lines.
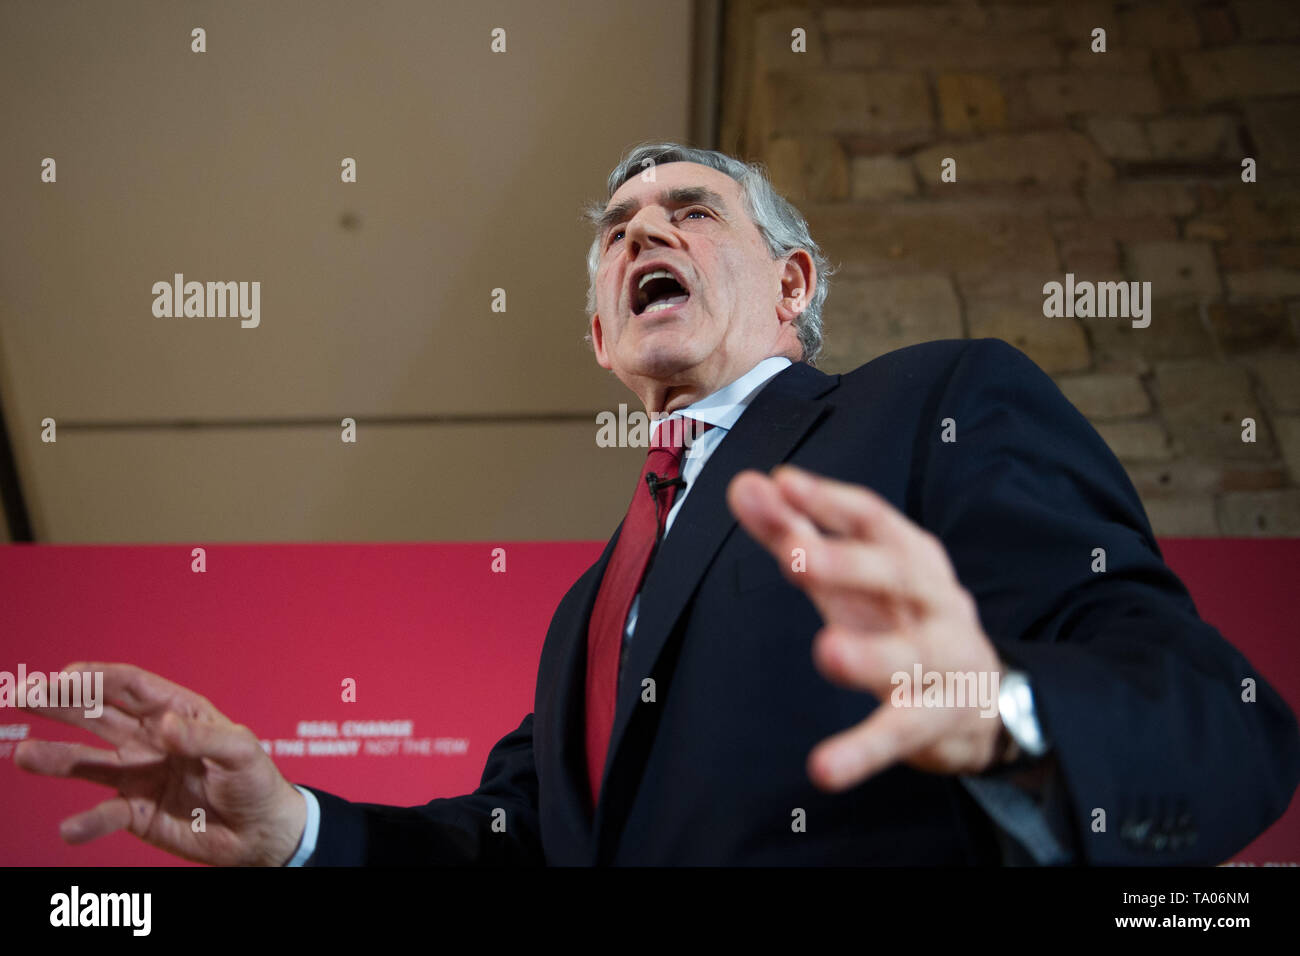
625,342 -> 704,383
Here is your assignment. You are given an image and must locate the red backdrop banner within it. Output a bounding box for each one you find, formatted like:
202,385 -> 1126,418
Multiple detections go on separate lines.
0,539 -> 1295,865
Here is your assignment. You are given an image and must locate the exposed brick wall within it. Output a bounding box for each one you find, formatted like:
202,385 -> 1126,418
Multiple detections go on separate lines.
719,0 -> 1300,534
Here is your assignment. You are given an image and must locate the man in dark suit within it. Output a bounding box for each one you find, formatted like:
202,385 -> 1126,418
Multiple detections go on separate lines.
18,142 -> 1300,866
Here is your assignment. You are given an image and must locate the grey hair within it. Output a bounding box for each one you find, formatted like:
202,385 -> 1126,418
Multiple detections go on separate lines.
582,141 -> 834,366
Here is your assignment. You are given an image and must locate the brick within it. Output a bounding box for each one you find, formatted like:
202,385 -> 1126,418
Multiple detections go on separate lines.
967,301 -> 1090,373
764,138 -> 804,198
1155,360 -> 1273,458
1089,299 -> 1215,371
1059,238 -> 1119,274
1096,420 -> 1173,461
755,9 -> 827,71
1208,300 -> 1297,353
1275,415 -> 1300,483
1027,71 -> 1162,116
1216,242 -> 1300,272
878,33 -> 1061,71
841,131 -> 947,157
1116,1 -> 1202,49
1127,459 -> 1222,497
1074,216 -> 1180,242
1233,1 -> 1300,41
1053,217 -> 1179,277
936,74 -> 1007,134
1055,1 -> 1118,40
1085,182 -> 1196,217
1225,270 -> 1300,298
1149,49 -> 1194,110
1058,372 -> 1151,419
1181,46 -> 1300,101
1054,217 -> 1178,254
1145,116 -> 1240,161
1127,458 -> 1287,497
849,155 -> 917,200
822,6 -> 990,35
1188,189 -> 1299,244
1242,354 -> 1300,411
1221,462 -> 1291,491
914,131 -> 1114,188
1216,490 -> 1300,535
982,4 -> 1060,34
1187,221 -> 1231,242
1086,117 -> 1151,160
997,83 -> 1042,131
804,199 -> 1059,277
1143,496 -> 1220,535
1196,7 -> 1237,46
1243,99 -> 1300,173
766,71 -> 932,137
1067,49 -> 1156,72
765,136 -> 849,201
958,271 -> 1058,304
915,183 -> 1084,216
818,274 -> 963,371
827,34 -> 884,68
1123,241 -> 1222,296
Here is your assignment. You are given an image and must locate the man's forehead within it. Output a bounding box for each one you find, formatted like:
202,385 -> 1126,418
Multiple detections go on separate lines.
606,161 -> 739,208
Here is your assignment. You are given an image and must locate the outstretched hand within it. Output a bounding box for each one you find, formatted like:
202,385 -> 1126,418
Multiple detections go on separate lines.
15,662 -> 306,866
727,464 -> 1011,791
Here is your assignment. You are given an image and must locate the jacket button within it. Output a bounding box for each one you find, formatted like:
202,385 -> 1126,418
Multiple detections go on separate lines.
1120,818 -> 1152,843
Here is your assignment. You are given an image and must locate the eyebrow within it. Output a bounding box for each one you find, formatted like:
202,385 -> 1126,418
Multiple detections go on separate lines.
590,186 -> 729,239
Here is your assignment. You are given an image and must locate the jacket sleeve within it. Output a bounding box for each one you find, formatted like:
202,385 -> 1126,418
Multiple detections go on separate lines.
923,337 -> 1300,864
301,712 -> 544,865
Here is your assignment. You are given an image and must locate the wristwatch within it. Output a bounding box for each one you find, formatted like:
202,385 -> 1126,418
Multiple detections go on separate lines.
997,669 -> 1050,761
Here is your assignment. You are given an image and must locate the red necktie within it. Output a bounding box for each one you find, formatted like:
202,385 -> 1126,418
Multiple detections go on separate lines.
585,416 -> 712,807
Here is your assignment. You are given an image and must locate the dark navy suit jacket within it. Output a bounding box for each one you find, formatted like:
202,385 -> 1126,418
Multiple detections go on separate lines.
304,339 -> 1300,865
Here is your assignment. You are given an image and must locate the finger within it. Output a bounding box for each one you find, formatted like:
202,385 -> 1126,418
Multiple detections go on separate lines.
19,698 -> 144,748
773,466 -> 950,580
66,662 -> 223,724
159,711 -> 259,770
59,795 -> 135,845
770,465 -> 905,541
729,473 -> 934,629
13,739 -> 137,789
812,626 -> 919,697
808,704 -> 934,792
727,470 -> 826,561
798,537 -> 947,611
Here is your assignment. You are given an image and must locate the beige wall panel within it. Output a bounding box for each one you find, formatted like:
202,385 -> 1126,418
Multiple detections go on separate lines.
0,0 -> 690,425
23,422 -> 646,543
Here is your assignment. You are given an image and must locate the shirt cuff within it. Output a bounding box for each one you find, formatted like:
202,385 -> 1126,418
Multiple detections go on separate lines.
284,785 -> 320,867
960,762 -> 1075,865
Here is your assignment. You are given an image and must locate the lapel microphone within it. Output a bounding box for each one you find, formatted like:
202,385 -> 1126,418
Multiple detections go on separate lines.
646,472 -> 686,498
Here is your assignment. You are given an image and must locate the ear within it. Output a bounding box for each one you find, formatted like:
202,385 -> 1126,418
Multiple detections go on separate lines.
591,313 -> 613,369
775,250 -> 815,324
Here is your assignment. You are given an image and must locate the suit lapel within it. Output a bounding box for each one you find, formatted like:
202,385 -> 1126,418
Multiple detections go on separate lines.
592,361 -> 840,851
535,521 -> 621,861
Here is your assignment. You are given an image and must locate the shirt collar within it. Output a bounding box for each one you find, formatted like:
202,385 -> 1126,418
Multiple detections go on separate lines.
648,356 -> 794,436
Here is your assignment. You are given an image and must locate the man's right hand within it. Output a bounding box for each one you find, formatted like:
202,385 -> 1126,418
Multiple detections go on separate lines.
14,662 -> 307,866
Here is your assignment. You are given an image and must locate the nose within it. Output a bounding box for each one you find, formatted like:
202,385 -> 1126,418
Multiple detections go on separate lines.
624,206 -> 682,258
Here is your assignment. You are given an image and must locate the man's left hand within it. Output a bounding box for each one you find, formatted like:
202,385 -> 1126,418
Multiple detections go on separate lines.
727,464 -> 1009,791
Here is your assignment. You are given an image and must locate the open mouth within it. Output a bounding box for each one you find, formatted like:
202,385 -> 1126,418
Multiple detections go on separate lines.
632,269 -> 691,316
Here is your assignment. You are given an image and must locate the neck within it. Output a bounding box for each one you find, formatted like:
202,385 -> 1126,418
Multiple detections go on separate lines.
642,382 -> 712,417
631,352 -> 794,416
